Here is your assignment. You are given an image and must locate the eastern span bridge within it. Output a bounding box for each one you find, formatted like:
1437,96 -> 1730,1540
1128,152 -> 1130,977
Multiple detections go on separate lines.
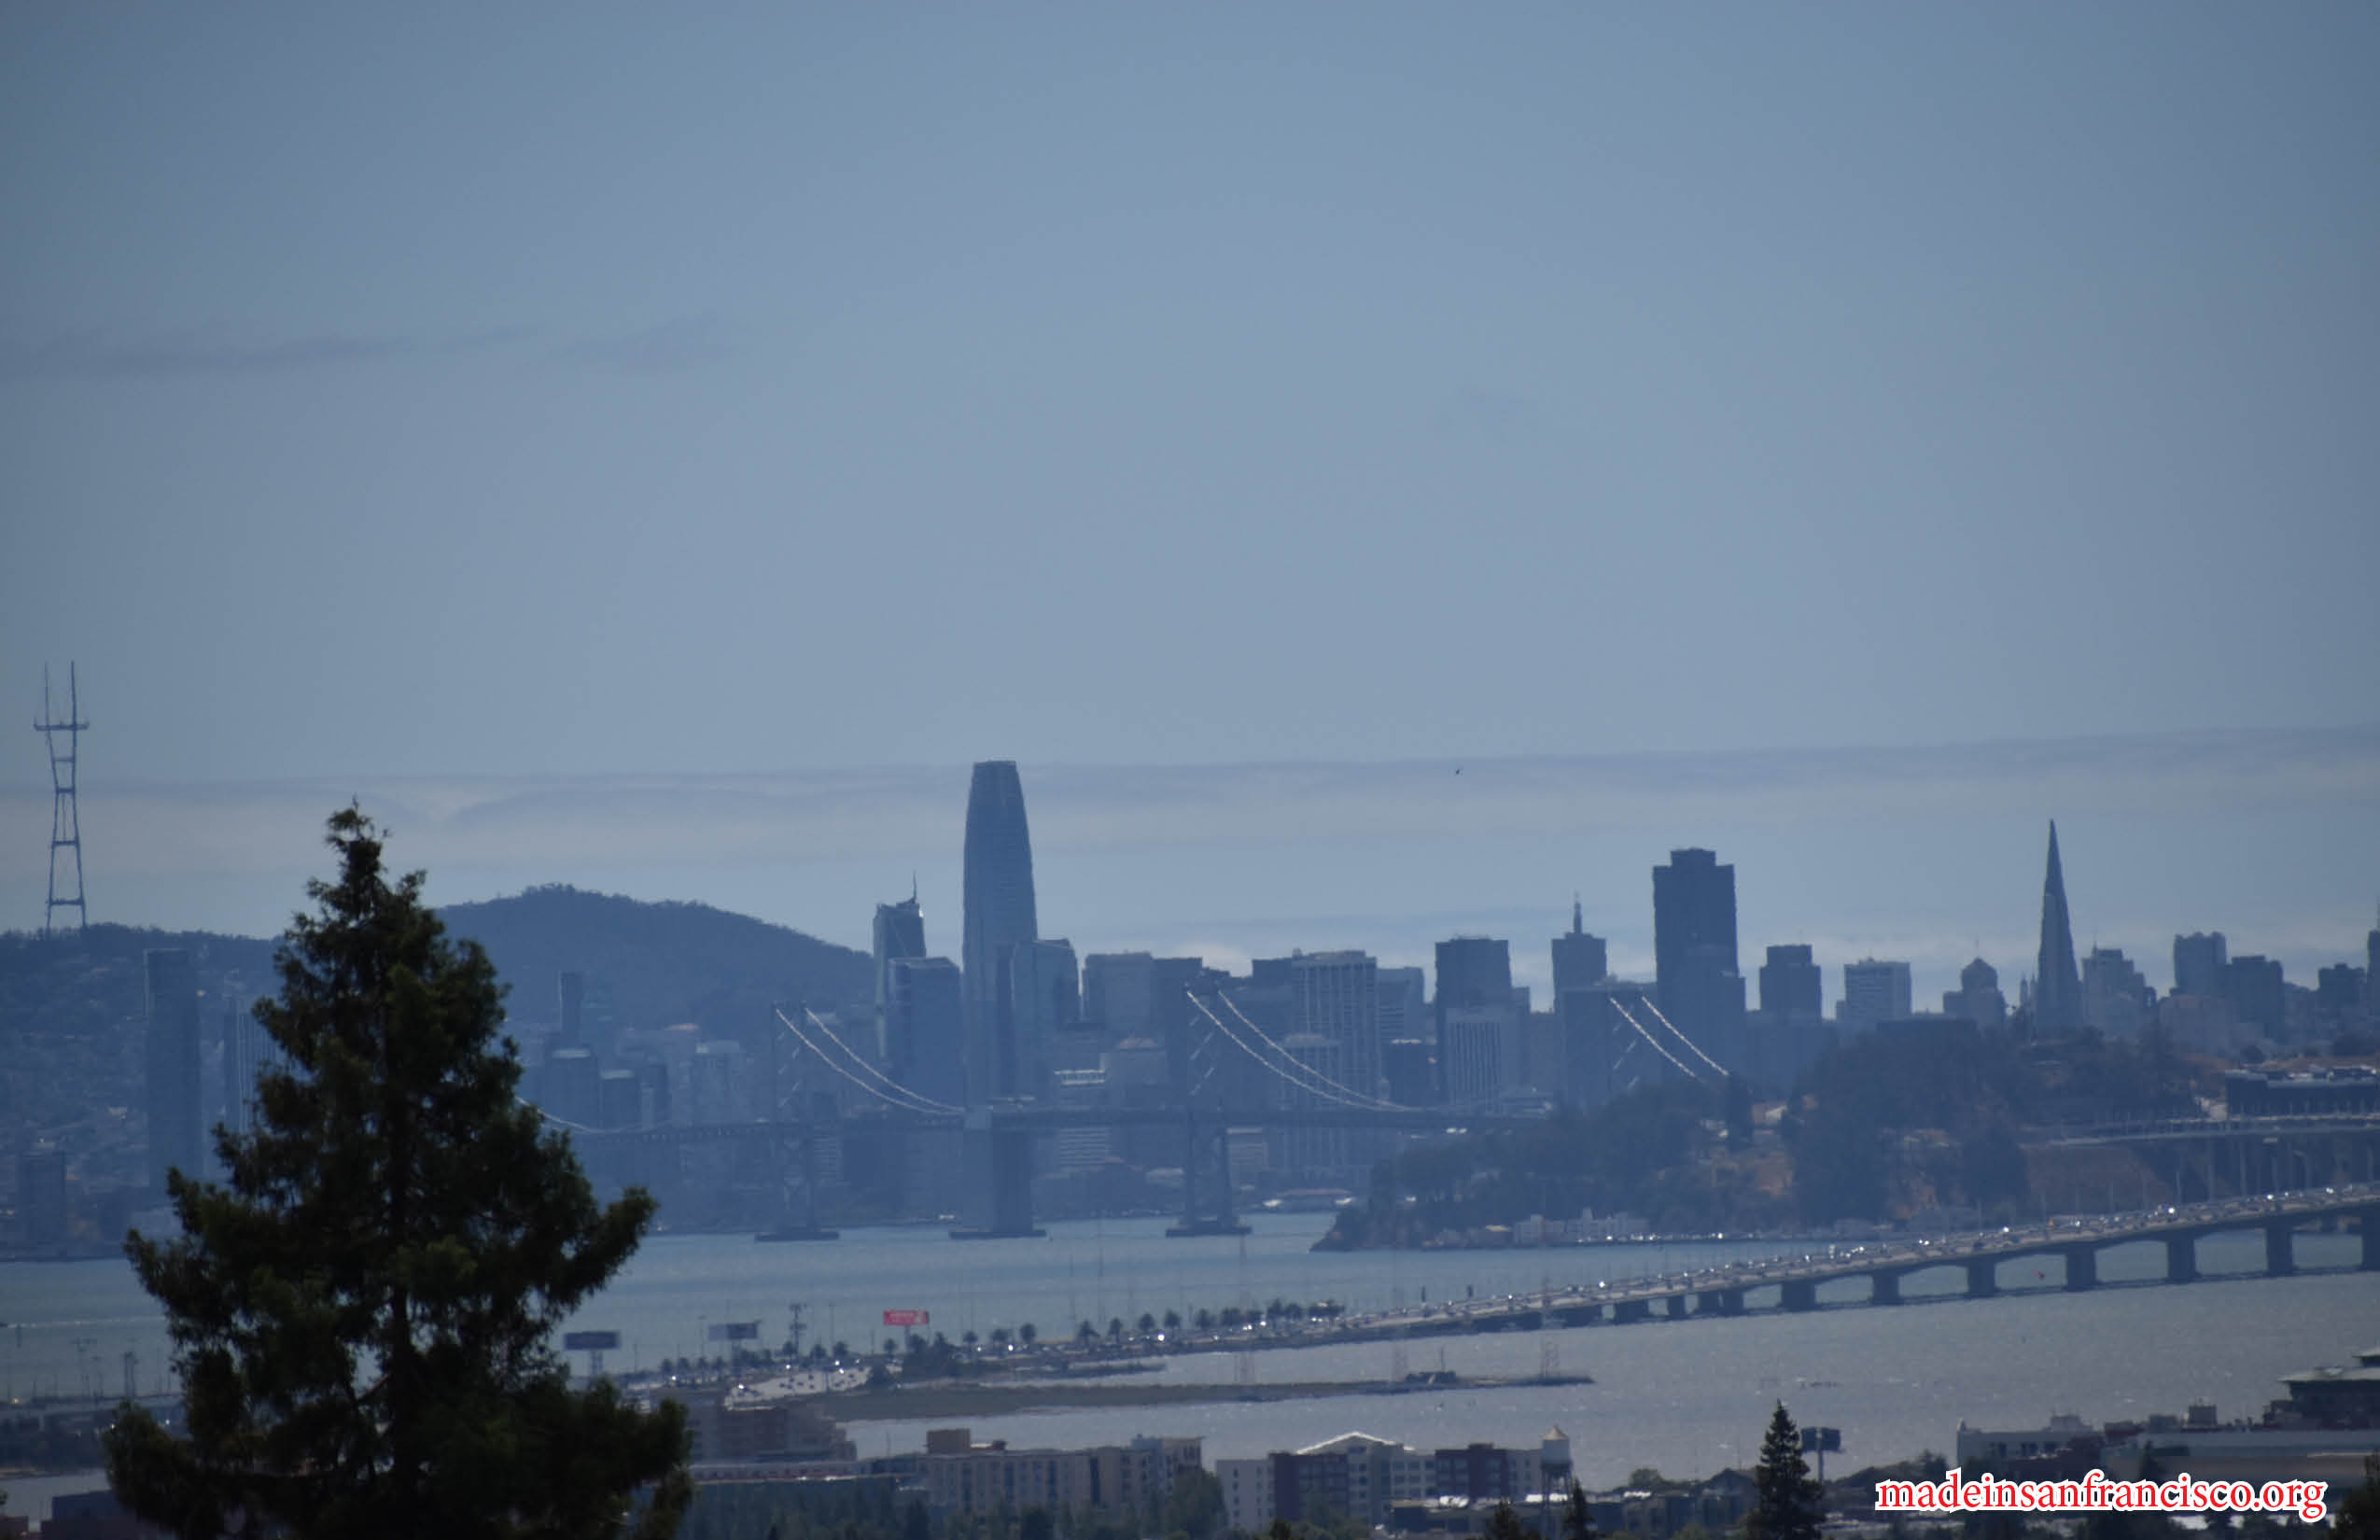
1216,1184 -> 2380,1348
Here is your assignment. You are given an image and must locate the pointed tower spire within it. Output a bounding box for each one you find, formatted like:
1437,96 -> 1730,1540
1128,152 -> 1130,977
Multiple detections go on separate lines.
1572,893 -> 1583,935
2034,820 -> 2083,1031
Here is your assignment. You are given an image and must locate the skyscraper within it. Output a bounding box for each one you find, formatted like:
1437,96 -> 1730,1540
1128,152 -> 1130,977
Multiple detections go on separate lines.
1291,950 -> 1382,1101
1551,900 -> 1608,998
1653,848 -> 1744,1052
961,761 -> 1039,1105
2173,931 -> 2229,998
873,891 -> 927,1058
1004,937 -> 1080,1099
1758,945 -> 1824,1021
2034,822 -> 2084,1031
1435,937 -> 1513,1101
144,948 -> 202,1194
1839,959 -> 1913,1031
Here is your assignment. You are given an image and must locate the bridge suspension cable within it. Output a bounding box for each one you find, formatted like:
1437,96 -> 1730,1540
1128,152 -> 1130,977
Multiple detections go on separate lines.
515,1096 -> 603,1135
1212,990 -> 1407,1110
1186,991 -> 1401,1111
1608,997 -> 1710,1084
772,1005 -> 960,1115
1638,998 -> 1729,1079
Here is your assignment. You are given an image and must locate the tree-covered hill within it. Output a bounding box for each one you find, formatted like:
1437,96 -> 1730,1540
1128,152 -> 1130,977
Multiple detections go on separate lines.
437,885 -> 872,1039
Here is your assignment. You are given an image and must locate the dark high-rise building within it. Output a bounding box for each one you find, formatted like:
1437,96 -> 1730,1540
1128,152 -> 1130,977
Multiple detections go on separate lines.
2224,955 -> 2285,1037
1653,847 -> 1743,1051
2034,822 -> 2084,1031
2173,931 -> 2229,998
558,970 -> 585,1047
1551,899 -> 1608,997
1758,945 -> 1823,1020
144,948 -> 203,1194
961,761 -> 1039,1105
887,956 -> 966,1108
873,891 -> 927,1058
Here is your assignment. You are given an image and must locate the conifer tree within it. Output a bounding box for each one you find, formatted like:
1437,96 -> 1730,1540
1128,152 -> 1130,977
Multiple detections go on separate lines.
104,809 -> 690,1539
1562,1479 -> 1597,1540
1749,1404 -> 1827,1540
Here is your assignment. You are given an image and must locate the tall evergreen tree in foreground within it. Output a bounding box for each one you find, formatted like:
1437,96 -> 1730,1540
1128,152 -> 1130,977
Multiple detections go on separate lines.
1749,1403 -> 1827,1540
105,808 -> 690,1539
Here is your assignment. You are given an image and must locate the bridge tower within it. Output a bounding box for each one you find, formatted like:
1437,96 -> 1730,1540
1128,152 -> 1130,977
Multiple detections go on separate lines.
34,664 -> 89,937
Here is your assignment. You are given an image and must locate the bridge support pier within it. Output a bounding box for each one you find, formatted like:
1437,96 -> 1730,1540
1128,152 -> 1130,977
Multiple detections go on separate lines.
2362,1209 -> 2380,1271
1612,1299 -> 1651,1323
950,1125 -> 1043,1239
1663,1295 -> 1687,1319
2264,1221 -> 2296,1276
2166,1236 -> 2198,1282
2063,1246 -> 2098,1292
1169,1106 -> 1250,1237
1781,1281 -> 1818,1312
1965,1260 -> 1997,1298
1557,1304 -> 1603,1327
1870,1271 -> 1901,1306
1697,1289 -> 1743,1316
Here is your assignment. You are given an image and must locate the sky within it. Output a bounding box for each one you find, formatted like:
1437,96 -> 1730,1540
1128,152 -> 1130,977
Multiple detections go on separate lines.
3,6 -> 2376,1003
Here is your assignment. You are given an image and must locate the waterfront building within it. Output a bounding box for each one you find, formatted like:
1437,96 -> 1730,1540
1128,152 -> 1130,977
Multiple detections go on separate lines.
2035,822 -> 2085,1031
962,762 -> 1040,1106
144,948 -> 203,1195
920,1428 -> 1201,1519
1652,848 -> 1744,1056
1839,959 -> 1912,1032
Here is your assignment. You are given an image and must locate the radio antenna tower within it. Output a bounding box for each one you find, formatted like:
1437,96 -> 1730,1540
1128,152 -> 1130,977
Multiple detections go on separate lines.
35,663 -> 89,937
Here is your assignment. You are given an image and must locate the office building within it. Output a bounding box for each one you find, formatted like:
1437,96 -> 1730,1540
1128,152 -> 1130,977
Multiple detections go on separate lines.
1942,958 -> 2008,1029
920,1429 -> 1201,1519
145,948 -> 203,1194
546,1045 -> 603,1129
873,893 -> 927,1059
1839,959 -> 1912,1032
1377,967 -> 1427,1048
1652,848 -> 1744,1054
2224,955 -> 2286,1037
888,957 -> 966,1107
221,990 -> 280,1135
2034,822 -> 2085,1031
2082,946 -> 2153,1037
1435,938 -> 1513,1102
961,762 -> 1040,1105
1003,937 -> 1081,1099
1551,901 -> 1608,997
2174,932 -> 2230,999
1292,950 -> 1382,1100
1758,945 -> 1824,1021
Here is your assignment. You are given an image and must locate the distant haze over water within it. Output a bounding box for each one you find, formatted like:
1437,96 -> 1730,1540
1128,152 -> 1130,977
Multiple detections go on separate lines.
4,726 -> 2373,1006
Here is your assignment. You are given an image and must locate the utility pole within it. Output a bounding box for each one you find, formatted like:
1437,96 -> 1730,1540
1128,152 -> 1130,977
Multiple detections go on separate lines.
34,664 -> 89,937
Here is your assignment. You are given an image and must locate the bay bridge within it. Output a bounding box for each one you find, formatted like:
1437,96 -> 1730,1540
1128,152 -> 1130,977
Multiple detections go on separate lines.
539,986 -> 2380,1251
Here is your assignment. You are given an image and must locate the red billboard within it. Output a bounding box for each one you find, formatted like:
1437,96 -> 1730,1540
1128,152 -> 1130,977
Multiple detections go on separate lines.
882,1309 -> 929,1327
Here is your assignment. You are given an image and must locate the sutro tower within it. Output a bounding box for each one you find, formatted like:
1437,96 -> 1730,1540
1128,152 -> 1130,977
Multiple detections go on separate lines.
35,663 -> 89,937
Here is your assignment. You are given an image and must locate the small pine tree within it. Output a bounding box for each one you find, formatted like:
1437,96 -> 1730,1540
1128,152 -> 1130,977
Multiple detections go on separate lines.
1485,1502 -> 1533,1540
1563,1479 -> 1597,1540
1749,1404 -> 1827,1540
103,810 -> 689,1539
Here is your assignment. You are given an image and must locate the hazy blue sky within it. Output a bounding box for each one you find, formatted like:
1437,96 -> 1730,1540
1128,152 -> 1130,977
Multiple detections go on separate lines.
4,7 -> 2375,998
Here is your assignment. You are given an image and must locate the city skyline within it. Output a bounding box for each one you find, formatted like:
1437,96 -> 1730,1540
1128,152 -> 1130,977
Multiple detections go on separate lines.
6,723 -> 2374,1013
